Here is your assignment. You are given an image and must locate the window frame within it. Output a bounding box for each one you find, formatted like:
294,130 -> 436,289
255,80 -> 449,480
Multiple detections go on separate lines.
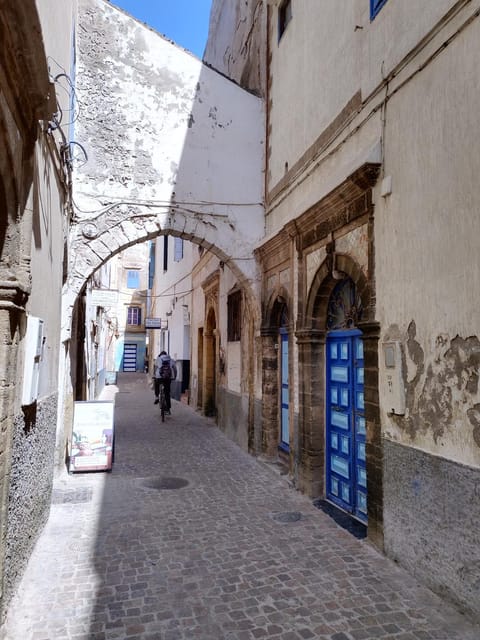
174,237 -> 184,262
370,0 -> 388,20
148,241 -> 155,290
126,269 -> 140,289
278,0 -> 292,41
127,306 -> 142,326
227,290 -> 242,342
163,236 -> 169,272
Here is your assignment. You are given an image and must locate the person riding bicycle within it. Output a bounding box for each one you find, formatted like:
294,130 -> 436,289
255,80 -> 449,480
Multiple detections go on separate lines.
153,350 -> 177,413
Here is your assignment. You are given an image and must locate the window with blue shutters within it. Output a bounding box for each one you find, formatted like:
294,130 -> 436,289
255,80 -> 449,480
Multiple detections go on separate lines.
370,0 -> 388,20
148,242 -> 155,289
126,270 -> 140,289
174,237 -> 184,262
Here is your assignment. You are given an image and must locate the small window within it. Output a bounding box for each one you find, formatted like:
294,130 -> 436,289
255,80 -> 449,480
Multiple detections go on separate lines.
174,237 -> 184,262
127,306 -> 142,326
370,0 -> 388,20
278,0 -> 292,40
148,241 -> 155,289
126,270 -> 140,289
227,290 -> 242,342
163,236 -> 169,272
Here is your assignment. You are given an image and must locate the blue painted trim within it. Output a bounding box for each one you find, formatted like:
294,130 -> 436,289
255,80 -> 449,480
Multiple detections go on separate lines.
326,330 -> 367,523
370,0 -> 388,20
278,442 -> 290,454
327,329 -> 362,338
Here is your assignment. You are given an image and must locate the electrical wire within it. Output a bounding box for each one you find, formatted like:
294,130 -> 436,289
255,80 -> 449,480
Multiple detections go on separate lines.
75,191 -> 263,207
53,73 -> 81,126
72,194 -> 263,220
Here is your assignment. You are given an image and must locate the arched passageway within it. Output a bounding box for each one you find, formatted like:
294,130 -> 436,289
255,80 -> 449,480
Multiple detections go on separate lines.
58,0 -> 267,471
64,0 -> 266,340
204,306 -> 217,416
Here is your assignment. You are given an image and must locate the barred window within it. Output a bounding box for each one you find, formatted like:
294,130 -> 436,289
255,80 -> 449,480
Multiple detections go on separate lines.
227,290 -> 242,342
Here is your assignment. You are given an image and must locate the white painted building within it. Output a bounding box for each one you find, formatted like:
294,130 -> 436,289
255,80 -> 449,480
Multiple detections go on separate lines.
149,236 -> 196,399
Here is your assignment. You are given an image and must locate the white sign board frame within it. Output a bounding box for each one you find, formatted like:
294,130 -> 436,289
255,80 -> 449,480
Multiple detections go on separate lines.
69,401 -> 115,472
90,289 -> 119,306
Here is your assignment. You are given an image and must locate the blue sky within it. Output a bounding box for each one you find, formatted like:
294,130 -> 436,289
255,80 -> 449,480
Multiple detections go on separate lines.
110,0 -> 213,58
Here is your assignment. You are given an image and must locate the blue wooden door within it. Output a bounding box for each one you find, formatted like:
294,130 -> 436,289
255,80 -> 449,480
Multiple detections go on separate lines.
326,330 -> 367,522
280,329 -> 289,450
123,343 -> 137,372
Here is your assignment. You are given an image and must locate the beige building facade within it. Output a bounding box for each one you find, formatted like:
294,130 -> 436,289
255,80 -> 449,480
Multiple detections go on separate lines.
205,0 -> 480,617
1,0 -> 479,624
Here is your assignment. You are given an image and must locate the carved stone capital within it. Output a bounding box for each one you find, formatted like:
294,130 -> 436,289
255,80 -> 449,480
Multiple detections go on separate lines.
0,280 -> 30,312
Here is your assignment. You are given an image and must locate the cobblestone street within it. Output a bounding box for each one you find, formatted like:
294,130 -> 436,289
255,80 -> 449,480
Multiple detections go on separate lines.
1,373 -> 479,640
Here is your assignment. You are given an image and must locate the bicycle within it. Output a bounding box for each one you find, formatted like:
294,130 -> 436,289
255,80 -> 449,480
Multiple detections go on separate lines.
159,380 -> 168,422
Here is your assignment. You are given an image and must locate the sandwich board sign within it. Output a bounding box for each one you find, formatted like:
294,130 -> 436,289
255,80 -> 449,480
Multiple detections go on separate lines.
69,401 -> 114,472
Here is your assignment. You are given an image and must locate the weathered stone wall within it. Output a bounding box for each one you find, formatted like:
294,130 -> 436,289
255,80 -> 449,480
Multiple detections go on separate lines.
384,439 -> 480,617
217,387 -> 249,452
67,0 -> 265,328
204,0 -> 266,97
0,0 -> 72,620
3,394 -> 57,611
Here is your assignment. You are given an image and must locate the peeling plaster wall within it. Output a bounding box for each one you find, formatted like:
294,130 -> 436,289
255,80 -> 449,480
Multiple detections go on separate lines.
258,0 -> 480,616
204,0 -> 266,97
375,7 -> 480,469
370,1 -> 480,616
71,0 -> 265,302
382,323 -> 480,467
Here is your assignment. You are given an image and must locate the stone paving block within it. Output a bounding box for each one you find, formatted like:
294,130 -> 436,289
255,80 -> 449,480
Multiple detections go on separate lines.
1,373 -> 479,640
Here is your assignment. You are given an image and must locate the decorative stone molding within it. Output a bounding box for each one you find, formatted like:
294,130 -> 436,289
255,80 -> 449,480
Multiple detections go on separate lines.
0,282 -> 30,312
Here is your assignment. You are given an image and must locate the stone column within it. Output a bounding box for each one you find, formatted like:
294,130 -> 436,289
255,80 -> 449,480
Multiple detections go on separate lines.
260,327 -> 279,458
359,320 -> 383,549
295,328 -> 326,497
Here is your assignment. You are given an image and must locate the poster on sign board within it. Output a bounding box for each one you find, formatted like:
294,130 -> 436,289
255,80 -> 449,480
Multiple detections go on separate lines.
69,401 -> 114,473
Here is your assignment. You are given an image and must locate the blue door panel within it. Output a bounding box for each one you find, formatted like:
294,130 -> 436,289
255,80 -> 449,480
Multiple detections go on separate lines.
280,330 -> 289,448
326,331 -> 367,522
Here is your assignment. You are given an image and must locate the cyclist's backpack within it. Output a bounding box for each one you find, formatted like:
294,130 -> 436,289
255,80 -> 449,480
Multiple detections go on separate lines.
159,358 -> 172,380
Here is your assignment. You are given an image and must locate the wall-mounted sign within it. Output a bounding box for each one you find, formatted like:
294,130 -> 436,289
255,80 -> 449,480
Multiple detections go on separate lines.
69,401 -> 114,473
145,317 -> 162,329
90,289 -> 118,306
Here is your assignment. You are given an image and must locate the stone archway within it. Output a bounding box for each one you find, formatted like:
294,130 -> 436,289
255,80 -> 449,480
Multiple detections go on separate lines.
260,287 -> 292,459
204,306 -> 217,417
58,0 -> 267,455
64,0 -> 266,340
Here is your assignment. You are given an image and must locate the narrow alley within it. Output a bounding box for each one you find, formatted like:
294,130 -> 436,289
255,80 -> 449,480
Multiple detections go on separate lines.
1,374 -> 478,640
